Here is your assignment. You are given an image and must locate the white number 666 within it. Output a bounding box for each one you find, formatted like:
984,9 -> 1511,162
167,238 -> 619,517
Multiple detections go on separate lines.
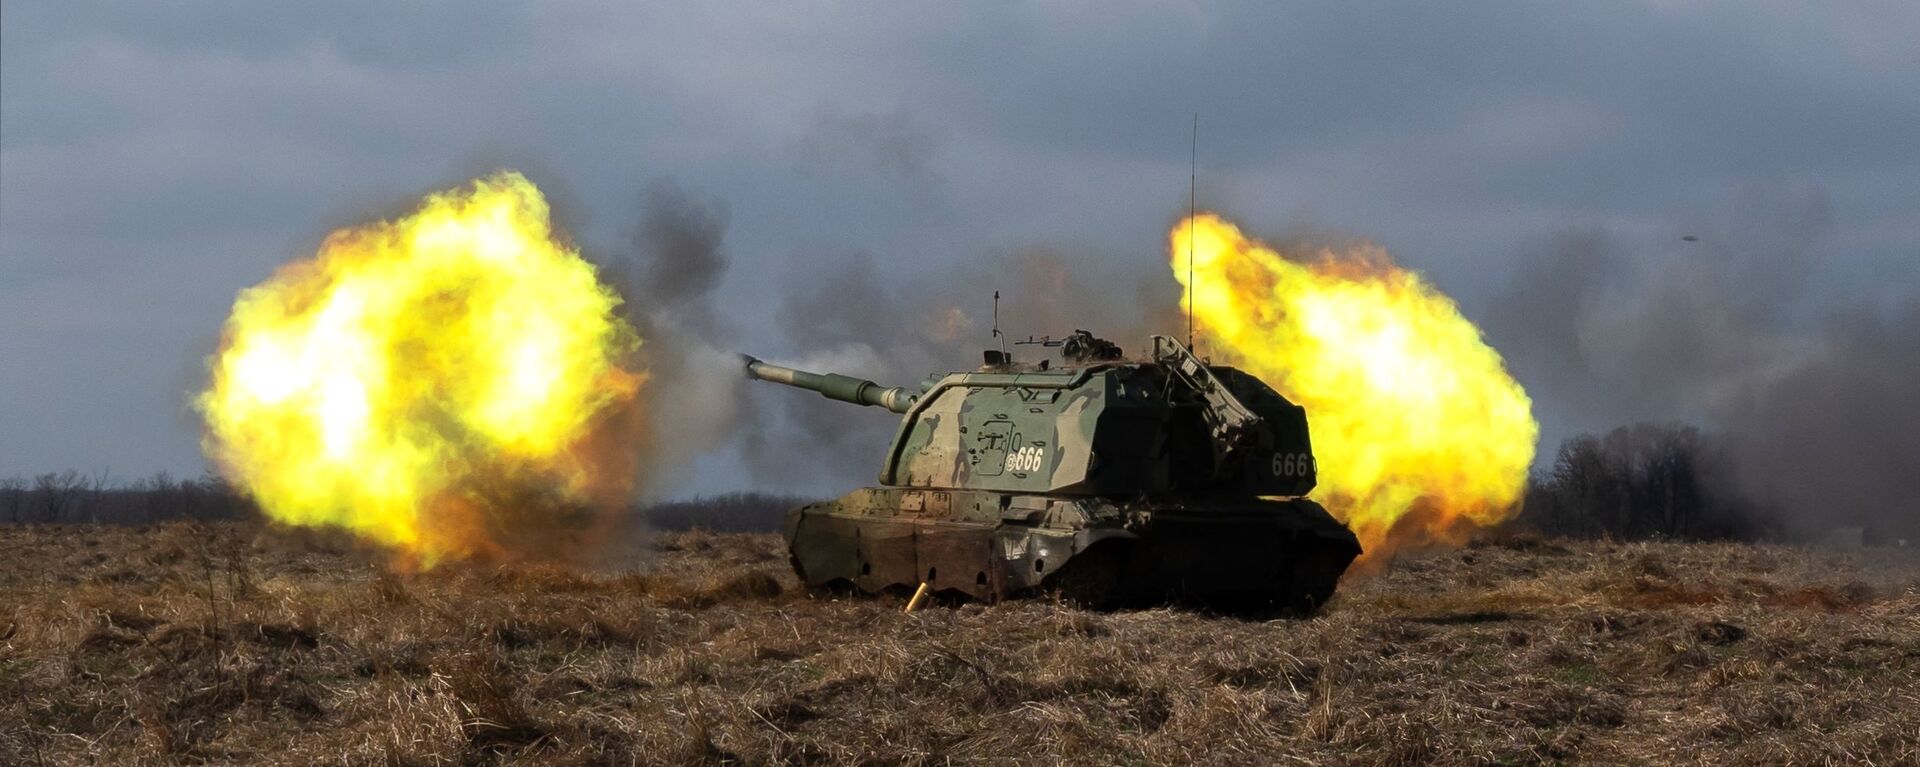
1271,453 -> 1314,477
1009,446 -> 1046,473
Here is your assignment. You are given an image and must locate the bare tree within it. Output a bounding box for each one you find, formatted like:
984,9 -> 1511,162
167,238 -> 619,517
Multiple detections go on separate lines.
1524,423 -> 1768,541
0,477 -> 26,523
1,468 -> 253,525
32,471 -> 90,523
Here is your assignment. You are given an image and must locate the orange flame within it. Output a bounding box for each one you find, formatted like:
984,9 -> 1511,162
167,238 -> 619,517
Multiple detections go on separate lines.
1172,214 -> 1537,559
197,172 -> 645,567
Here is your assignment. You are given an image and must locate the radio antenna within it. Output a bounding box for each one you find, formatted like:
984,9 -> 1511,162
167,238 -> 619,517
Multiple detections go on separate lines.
1187,113 -> 1197,352
992,290 -> 1009,358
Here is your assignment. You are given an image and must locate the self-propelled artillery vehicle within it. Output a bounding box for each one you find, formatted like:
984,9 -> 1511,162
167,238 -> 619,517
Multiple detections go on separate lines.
742,332 -> 1360,611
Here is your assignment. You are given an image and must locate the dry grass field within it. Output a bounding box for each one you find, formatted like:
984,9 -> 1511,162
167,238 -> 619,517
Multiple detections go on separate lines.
1,522 -> 1917,766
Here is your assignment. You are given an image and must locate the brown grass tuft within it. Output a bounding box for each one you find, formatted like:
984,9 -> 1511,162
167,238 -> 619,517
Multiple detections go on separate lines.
706,570 -> 784,601
440,648 -> 549,751
1,524 -> 1917,765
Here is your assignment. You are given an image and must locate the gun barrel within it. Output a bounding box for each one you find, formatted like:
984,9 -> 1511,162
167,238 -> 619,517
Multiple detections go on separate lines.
741,355 -> 916,413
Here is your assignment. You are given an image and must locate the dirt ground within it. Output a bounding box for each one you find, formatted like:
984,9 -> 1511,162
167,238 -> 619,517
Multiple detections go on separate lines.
1,522 -> 1916,766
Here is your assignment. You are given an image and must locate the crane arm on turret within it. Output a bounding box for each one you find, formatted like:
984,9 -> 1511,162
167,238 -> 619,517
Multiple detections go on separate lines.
1151,335 -> 1266,459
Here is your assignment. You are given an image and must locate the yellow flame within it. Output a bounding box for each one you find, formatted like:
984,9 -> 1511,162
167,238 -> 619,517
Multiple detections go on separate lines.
1172,214 -> 1537,558
198,172 -> 644,566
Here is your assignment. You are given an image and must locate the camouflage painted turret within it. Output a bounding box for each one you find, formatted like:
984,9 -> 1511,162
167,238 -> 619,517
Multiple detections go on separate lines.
743,331 -> 1361,611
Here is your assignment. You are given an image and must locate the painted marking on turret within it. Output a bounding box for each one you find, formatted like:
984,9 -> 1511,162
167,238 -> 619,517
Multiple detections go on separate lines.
1272,452 -> 1315,477
1009,445 -> 1048,473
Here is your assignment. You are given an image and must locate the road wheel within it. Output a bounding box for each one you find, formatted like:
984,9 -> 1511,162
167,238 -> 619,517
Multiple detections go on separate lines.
1047,543 -> 1128,609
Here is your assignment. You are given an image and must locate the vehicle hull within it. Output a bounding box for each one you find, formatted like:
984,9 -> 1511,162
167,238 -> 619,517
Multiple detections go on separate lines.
785,488 -> 1361,612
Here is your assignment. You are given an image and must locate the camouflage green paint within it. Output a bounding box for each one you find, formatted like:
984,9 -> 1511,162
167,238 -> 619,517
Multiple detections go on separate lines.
744,334 -> 1360,609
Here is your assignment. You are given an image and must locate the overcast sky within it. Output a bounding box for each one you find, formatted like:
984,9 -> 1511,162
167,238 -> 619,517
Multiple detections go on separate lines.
3,2 -> 1916,496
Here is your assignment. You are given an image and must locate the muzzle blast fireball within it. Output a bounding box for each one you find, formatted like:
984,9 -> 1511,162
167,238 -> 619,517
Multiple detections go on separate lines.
197,172 -> 645,567
1172,214 -> 1538,560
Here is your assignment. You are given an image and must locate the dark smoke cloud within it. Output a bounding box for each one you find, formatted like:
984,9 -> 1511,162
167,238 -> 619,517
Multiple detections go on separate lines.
1710,301 -> 1920,540
1487,193 -> 1829,432
596,181 -> 1186,498
602,180 -> 745,498
1487,189 -> 1919,540
626,181 -> 733,337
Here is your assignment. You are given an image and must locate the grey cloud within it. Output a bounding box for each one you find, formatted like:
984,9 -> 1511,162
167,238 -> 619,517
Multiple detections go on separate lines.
2,1 -> 1917,503
794,107 -> 943,183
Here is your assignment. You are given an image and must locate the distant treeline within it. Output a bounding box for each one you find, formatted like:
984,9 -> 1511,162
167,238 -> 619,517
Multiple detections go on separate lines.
0,471 -> 254,525
0,473 -> 808,533
2,426 -> 1861,544
1518,423 -> 1780,542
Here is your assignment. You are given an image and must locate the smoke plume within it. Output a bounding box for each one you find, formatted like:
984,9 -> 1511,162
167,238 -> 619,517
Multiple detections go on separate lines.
1487,190 -> 1920,540
628,182 -> 732,335
608,181 -> 746,497
1710,301 -> 1920,540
